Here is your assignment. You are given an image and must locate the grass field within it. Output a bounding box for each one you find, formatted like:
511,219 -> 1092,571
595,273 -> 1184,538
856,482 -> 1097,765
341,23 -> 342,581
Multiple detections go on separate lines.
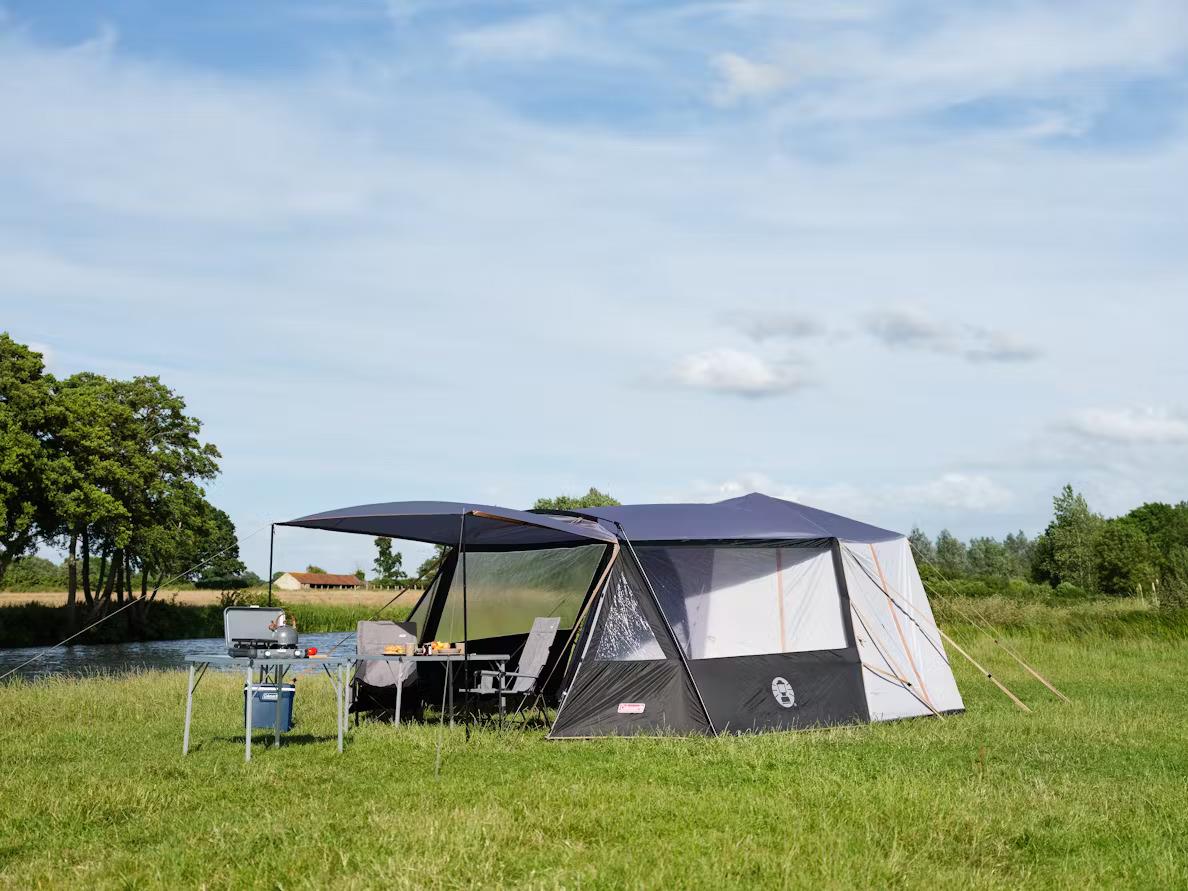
2,610 -> 1187,889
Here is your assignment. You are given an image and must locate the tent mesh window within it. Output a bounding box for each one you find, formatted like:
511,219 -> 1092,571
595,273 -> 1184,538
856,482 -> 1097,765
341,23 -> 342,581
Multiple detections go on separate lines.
638,545 -> 848,659
435,545 -> 604,643
590,565 -> 666,661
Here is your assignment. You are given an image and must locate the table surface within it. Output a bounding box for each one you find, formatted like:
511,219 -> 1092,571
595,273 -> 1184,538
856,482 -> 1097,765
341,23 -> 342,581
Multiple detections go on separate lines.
184,653 -> 508,665
185,654 -> 352,666
353,653 -> 509,662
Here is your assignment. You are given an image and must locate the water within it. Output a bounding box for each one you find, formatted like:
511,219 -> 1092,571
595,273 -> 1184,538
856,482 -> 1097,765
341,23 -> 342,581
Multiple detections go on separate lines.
0,631 -> 357,681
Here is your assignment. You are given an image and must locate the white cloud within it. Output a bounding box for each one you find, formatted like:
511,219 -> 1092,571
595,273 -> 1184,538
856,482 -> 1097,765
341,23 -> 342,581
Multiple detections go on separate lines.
670,348 -> 807,397
696,1 -> 1188,128
710,52 -> 790,105
1064,406 -> 1188,445
896,473 -> 1014,511
864,307 -> 1041,363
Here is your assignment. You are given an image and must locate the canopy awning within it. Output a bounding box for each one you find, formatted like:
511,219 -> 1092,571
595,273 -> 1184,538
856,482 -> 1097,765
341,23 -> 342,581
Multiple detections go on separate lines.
548,492 -> 901,544
278,500 -> 619,549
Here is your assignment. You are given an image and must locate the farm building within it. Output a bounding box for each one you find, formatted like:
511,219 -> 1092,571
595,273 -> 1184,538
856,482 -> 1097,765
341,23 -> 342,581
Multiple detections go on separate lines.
273,571 -> 364,591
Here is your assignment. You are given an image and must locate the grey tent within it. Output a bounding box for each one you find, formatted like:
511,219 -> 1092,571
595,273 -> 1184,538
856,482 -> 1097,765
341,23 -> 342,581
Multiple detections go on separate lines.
279,493 -> 963,737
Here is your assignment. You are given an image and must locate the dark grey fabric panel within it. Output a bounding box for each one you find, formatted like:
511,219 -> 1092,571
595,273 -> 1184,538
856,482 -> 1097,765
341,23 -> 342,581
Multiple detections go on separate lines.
549,660 -> 713,737
280,500 -> 617,547
689,649 -> 869,733
549,492 -> 901,543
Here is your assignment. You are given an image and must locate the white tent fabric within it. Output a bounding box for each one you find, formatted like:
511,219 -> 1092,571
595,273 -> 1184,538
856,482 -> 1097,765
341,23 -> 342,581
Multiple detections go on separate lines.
841,538 -> 964,721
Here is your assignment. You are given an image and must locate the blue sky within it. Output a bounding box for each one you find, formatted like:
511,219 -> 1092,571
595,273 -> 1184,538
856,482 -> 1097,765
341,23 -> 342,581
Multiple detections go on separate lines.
3,1 -> 1188,576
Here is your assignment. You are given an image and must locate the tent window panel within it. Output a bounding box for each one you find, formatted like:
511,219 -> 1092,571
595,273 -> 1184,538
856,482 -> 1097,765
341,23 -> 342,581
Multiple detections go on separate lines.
436,545 -> 604,642
592,567 -> 666,661
639,546 -> 847,659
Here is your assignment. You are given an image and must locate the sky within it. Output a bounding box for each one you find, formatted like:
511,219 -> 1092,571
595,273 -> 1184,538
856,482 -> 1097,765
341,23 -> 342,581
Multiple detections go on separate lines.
3,1 -> 1188,577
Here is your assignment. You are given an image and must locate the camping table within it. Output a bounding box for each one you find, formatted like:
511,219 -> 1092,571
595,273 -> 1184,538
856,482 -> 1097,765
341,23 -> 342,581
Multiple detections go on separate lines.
182,654 -> 352,761
351,654 -> 510,728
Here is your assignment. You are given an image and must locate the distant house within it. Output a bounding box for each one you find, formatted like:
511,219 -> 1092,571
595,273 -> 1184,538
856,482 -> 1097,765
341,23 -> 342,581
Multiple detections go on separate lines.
274,571 -> 364,591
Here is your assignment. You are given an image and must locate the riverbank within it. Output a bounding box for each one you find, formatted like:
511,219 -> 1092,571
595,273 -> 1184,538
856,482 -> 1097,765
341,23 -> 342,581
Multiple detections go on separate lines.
0,600 -> 413,648
2,627 -> 1186,888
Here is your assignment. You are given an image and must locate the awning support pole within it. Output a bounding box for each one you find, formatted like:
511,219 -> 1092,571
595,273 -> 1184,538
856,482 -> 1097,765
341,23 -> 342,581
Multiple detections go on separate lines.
267,525 -> 275,607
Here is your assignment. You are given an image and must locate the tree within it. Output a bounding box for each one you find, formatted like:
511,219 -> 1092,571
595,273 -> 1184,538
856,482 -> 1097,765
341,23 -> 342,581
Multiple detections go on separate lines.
0,335 -> 55,587
1003,530 -> 1034,579
1093,518 -> 1157,597
415,545 -> 448,582
354,568 -> 365,582
306,564 -> 326,574
1032,485 -> 1103,593
44,369 -> 224,626
372,536 -> 403,585
934,530 -> 968,577
907,527 -> 936,563
533,488 -> 620,511
967,536 -> 1009,578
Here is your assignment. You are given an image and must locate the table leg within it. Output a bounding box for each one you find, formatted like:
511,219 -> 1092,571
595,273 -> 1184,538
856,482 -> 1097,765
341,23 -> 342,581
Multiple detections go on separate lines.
245,664 -> 253,762
274,665 -> 283,749
447,659 -> 454,728
183,663 -> 196,755
337,663 -> 345,754
395,659 -> 403,728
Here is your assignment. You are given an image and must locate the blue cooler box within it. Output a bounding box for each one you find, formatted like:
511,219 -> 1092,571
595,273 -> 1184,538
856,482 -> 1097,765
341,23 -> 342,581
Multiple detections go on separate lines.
244,683 -> 296,731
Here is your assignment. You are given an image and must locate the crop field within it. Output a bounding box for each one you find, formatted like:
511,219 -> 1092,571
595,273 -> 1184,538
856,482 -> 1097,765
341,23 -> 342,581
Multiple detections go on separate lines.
0,588 -> 423,609
2,610 -> 1187,889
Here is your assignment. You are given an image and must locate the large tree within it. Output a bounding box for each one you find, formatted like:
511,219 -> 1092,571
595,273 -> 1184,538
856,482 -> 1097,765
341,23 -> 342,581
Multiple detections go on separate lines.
1032,485 -> 1103,593
1093,518 -> 1157,598
48,370 -> 225,625
372,536 -> 404,585
0,335 -> 55,586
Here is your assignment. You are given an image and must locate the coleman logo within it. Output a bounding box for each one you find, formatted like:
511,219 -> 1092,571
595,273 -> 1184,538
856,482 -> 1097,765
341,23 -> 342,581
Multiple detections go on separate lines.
771,677 -> 796,708
617,702 -> 645,714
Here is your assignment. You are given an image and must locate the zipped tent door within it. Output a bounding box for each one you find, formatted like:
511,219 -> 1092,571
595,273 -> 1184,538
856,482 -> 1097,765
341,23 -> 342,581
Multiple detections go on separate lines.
549,553 -> 713,738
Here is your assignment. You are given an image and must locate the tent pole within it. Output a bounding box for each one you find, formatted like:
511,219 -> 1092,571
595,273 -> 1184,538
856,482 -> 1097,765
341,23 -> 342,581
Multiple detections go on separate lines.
936,626 -> 1031,713
267,525 -> 275,607
616,525 -> 718,736
844,546 -> 1035,713
460,513 -> 470,741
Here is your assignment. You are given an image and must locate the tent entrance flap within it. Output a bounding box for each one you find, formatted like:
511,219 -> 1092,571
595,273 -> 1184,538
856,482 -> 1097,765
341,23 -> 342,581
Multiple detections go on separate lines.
549,555 -> 712,738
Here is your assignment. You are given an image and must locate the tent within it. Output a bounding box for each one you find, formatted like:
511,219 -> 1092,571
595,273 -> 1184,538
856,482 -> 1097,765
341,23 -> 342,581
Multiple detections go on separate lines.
278,493 -> 964,737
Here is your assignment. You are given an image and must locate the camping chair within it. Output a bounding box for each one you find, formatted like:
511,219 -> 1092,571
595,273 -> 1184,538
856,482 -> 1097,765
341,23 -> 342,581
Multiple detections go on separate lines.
351,620 -> 420,725
463,617 -> 561,722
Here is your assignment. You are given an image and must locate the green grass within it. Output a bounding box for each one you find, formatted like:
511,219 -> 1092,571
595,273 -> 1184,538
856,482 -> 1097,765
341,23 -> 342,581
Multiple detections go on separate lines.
2,615 -> 1187,889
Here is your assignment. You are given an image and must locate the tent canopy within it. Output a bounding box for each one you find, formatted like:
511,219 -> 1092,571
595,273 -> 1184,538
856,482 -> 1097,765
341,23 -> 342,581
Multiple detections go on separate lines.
278,500 -> 618,548
553,492 -> 901,544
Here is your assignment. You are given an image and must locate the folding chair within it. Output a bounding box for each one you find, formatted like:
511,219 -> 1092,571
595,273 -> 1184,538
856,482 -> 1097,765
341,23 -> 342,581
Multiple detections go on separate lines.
463,617 -> 561,720
351,620 -> 419,725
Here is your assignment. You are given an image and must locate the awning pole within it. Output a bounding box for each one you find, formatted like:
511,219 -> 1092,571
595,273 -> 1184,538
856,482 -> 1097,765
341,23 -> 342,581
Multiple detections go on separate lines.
460,512 -> 471,741
267,525 -> 275,607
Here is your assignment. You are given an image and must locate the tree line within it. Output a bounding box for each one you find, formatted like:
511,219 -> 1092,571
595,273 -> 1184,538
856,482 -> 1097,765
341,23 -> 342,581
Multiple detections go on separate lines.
0,335 -> 244,629
911,485 -> 1188,608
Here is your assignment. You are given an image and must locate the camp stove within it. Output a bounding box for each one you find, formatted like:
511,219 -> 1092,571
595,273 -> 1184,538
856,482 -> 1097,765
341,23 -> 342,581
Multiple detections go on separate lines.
224,606 -> 302,659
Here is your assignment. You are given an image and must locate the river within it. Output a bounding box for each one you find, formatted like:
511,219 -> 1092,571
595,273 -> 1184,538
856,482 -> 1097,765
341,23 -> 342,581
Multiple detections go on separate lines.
0,631 -> 357,681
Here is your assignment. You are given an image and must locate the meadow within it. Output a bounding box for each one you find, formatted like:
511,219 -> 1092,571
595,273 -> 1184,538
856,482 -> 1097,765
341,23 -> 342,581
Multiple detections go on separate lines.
1,606 -> 1186,889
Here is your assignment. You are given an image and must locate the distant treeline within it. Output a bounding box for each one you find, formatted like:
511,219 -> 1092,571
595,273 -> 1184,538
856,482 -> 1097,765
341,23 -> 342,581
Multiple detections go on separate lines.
913,485 -> 1188,610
